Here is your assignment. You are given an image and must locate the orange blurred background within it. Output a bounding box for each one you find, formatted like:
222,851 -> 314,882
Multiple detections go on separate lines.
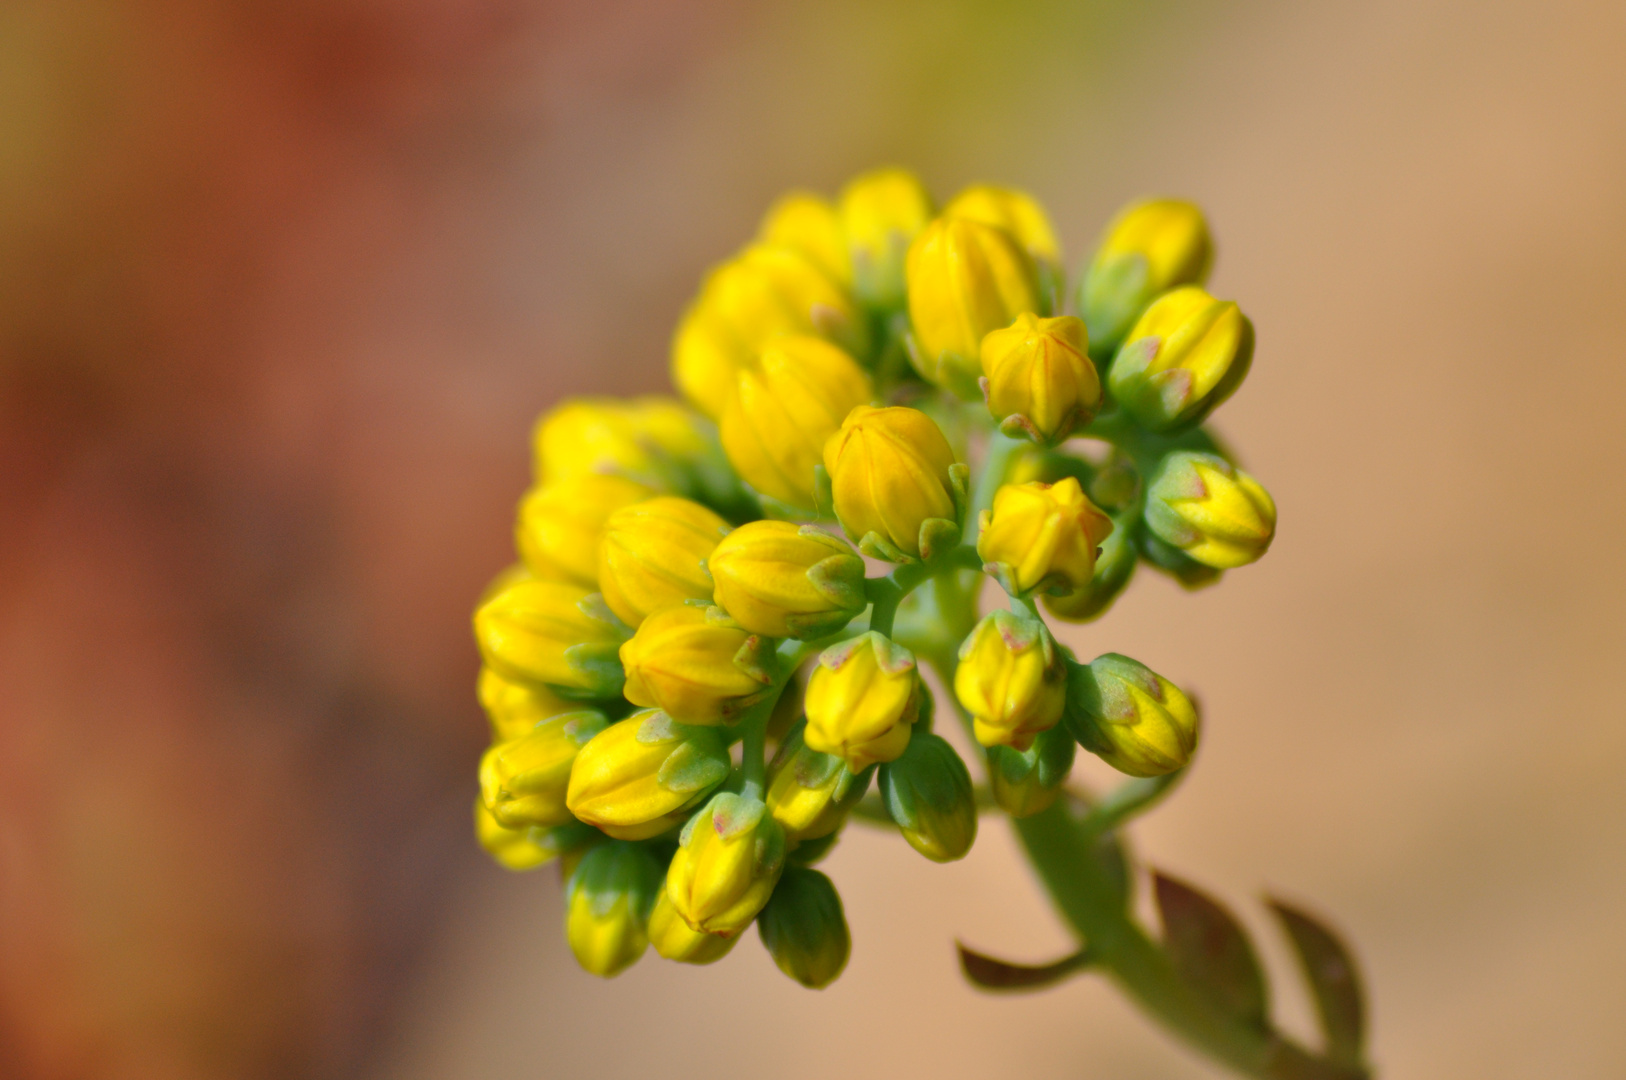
3,1 -> 1625,1077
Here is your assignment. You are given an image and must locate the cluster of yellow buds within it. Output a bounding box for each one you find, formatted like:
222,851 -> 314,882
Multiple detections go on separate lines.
469,167 -> 1280,989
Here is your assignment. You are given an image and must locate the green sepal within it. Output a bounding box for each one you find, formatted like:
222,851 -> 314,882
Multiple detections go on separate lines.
560,642 -> 626,700
878,731 -> 976,862
858,529 -> 914,564
567,840 -> 663,922
757,866 -> 851,989
917,516 -> 962,562
1135,525 -> 1222,590
786,830 -> 840,866
731,630 -> 778,686
655,727 -> 732,798
987,726 -> 1076,819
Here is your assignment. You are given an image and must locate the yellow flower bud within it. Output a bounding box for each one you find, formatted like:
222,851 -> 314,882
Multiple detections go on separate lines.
1080,197 -> 1212,358
1110,286 -> 1253,432
1065,653 -> 1198,777
648,887 -> 739,964
1144,451 -> 1276,569
719,336 -> 872,510
566,710 -> 732,840
822,405 -> 965,561
564,841 -> 662,978
905,217 -> 1043,399
985,727 -> 1076,819
1041,506 -> 1138,624
877,730 -> 977,862
479,711 -> 608,828
765,721 -> 874,841
759,190 -> 850,287
474,798 -> 590,871
944,184 -> 1063,309
757,866 -> 850,989
976,477 -> 1114,598
803,631 -> 920,771
619,602 -> 774,724
666,792 -> 786,936
954,610 -> 1066,750
515,473 -> 655,586
672,244 -> 868,420
472,580 -> 629,699
838,166 -> 934,310
531,395 -> 740,515
708,521 -> 866,640
477,665 -> 575,743
979,313 -> 1101,445
597,496 -> 731,627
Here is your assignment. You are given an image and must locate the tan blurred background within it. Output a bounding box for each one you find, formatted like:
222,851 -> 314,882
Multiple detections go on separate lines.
2,0 -> 1624,1077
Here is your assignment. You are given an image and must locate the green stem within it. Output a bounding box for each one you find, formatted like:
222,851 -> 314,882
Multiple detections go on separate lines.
1013,802 -> 1278,1075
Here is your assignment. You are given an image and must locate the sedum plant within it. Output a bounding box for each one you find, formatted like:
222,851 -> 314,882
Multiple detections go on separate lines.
470,168 -> 1370,1079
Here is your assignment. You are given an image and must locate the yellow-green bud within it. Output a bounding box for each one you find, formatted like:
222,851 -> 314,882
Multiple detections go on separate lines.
1041,506 -> 1138,624
979,313 -> 1101,445
477,665 -> 575,743
473,580 -> 629,699
759,191 -> 851,287
619,602 -> 774,724
515,473 -> 655,586
564,840 -> 662,978
708,521 -> 866,640
479,710 -> 607,828
757,866 -> 851,989
905,217 -> 1044,399
666,792 -> 787,936
566,710 -> 732,841
944,184 -> 1063,309
1065,653 -> 1198,777
719,335 -> 872,511
986,726 -> 1076,819
474,798 -> 594,871
648,886 -> 739,964
803,631 -> 921,771
1079,197 -> 1213,359
822,405 -> 967,562
597,496 -> 731,627
1109,286 -> 1253,432
1144,451 -> 1276,569
954,610 -> 1067,751
838,166 -> 934,310
765,720 -> 875,841
877,730 -> 977,862
977,477 -> 1115,599
672,244 -> 868,420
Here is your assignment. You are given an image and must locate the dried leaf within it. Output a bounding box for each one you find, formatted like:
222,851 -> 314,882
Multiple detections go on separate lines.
957,941 -> 1091,992
1154,872 -> 1268,1026
1267,898 -> 1366,1069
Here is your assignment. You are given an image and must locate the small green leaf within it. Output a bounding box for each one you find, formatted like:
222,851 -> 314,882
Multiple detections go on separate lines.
957,942 -> 1092,992
1154,872 -> 1268,1027
1267,898 -> 1367,1070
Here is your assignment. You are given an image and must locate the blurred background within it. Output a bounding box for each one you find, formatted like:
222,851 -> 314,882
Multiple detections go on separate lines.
2,0 -> 1624,1076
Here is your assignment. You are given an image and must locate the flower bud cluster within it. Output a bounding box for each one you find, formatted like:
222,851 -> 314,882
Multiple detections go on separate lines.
469,172 -> 1277,988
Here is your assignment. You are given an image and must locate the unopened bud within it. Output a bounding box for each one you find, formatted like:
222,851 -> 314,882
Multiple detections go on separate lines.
709,521 -> 866,640
1041,508 -> 1139,623
474,798 -> 594,871
986,726 -> 1076,819
598,496 -> 731,627
479,710 -> 607,828
1144,451 -> 1276,569
1079,198 -> 1212,360
515,473 -> 655,587
954,610 -> 1067,750
979,313 -> 1101,445
1065,653 -> 1198,777
1109,286 -> 1253,432
473,580 -> 629,699
839,167 -> 934,310
619,603 -> 774,724
757,867 -> 851,989
666,792 -> 787,936
477,665 -> 574,743
803,632 -> 921,771
648,887 -> 739,965
944,184 -> 1063,308
765,720 -> 875,841
759,190 -> 850,287
564,841 -> 662,978
878,730 -> 977,862
566,710 -> 732,840
823,405 -> 966,562
977,477 -> 1114,599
